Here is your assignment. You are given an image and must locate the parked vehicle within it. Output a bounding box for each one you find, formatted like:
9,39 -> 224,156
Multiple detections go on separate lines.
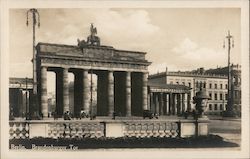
143,110 -> 158,119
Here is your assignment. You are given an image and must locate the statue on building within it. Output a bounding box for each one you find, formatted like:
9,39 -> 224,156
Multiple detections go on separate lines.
77,23 -> 101,50
77,38 -> 87,48
87,23 -> 100,46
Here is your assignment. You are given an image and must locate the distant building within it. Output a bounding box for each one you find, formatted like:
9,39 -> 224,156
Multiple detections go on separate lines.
148,65 -> 241,115
206,64 -> 241,115
9,78 -> 33,117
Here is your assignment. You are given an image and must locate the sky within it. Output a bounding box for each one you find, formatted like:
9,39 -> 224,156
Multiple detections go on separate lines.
9,8 -> 241,78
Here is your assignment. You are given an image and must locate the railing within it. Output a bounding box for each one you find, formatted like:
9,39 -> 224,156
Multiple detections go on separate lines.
47,122 -> 105,139
123,122 -> 179,138
9,121 -> 181,139
9,122 -> 29,139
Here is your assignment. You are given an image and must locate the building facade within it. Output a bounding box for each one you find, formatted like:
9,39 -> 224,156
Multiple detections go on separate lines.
148,82 -> 191,116
9,78 -> 33,117
149,66 -> 241,115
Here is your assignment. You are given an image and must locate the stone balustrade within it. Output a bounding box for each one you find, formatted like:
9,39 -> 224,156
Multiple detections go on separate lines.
9,122 -> 29,139
47,122 -> 105,138
123,122 -> 179,138
9,120 -> 208,139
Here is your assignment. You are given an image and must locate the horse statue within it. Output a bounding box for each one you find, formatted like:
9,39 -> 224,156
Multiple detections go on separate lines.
86,23 -> 100,46
77,23 -> 101,51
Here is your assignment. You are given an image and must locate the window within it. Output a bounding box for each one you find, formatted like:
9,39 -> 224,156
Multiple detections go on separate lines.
220,104 -> 223,110
188,82 -> 191,87
209,93 -> 212,99
209,83 -> 212,89
225,84 -> 228,89
214,84 -> 217,89
209,104 -> 212,110
220,84 -> 223,89
203,83 -> 206,88
214,104 -> 218,110
196,82 -> 199,88
220,93 -> 223,100
225,94 -> 228,100
214,93 -> 217,100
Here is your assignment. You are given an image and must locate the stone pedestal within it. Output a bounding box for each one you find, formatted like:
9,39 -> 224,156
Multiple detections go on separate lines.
105,122 -> 124,138
179,119 -> 209,138
180,122 -> 196,137
29,123 -> 49,138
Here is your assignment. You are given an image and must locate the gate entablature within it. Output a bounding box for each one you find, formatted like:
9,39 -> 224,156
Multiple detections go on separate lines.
36,42 -> 151,72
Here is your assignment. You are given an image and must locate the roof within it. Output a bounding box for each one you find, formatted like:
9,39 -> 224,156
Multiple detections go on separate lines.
9,77 -> 33,89
149,71 -> 227,79
148,82 -> 191,93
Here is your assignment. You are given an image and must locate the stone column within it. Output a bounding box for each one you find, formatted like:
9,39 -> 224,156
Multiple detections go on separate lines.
142,73 -> 148,110
125,72 -> 131,116
147,93 -> 150,111
159,93 -> 163,115
150,92 -> 154,112
155,94 -> 159,115
41,66 -> 48,118
63,68 -> 69,113
166,94 -> 169,115
169,93 -> 173,115
172,93 -> 176,115
182,93 -> 185,113
83,70 -> 90,114
108,71 -> 114,116
162,93 -> 166,115
187,93 -> 191,111
177,94 -> 181,115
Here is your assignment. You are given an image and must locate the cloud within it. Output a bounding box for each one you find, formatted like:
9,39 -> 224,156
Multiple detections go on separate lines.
93,9 -> 160,50
148,63 -> 181,74
172,38 -> 227,68
172,38 -> 198,54
10,63 -> 32,78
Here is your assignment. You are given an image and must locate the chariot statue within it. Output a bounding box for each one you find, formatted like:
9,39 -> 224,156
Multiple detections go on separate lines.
77,23 -> 101,49
87,23 -> 100,46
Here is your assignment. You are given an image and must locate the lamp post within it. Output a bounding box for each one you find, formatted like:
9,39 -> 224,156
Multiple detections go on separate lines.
26,8 -> 40,117
223,30 -> 234,116
25,77 -> 28,119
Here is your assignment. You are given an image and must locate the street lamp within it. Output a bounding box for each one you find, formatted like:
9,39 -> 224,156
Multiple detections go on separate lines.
26,8 -> 40,118
25,77 -> 28,120
223,30 -> 234,116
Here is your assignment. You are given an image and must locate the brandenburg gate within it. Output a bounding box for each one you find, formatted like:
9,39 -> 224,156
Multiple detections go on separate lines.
36,24 -> 151,118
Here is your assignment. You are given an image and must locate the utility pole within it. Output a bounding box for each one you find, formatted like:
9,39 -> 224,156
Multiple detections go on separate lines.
26,8 -> 40,116
223,30 -> 234,116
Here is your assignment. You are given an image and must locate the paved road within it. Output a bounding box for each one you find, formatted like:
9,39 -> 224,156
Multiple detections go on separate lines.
208,119 -> 241,146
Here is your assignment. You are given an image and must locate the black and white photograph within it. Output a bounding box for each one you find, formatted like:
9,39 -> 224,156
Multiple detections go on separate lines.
0,0 -> 249,159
